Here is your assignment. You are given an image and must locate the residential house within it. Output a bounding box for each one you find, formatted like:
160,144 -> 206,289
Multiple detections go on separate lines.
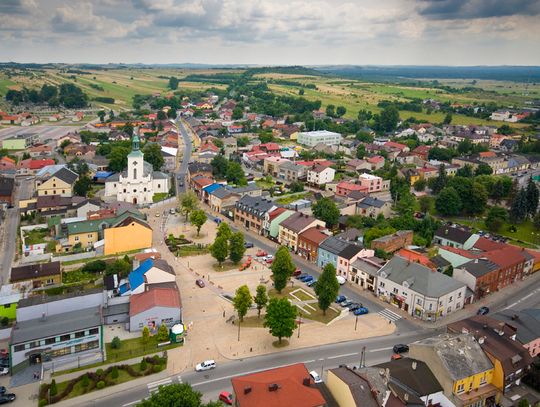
396,248 -> 437,270
263,156 -> 290,177
278,212 -> 325,251
447,316 -> 533,394
453,258 -> 501,301
376,256 -> 467,321
336,181 -> 368,197
10,261 -> 61,288
0,156 -> 17,173
317,236 -> 359,273
129,287 -> 181,333
17,158 -> 56,175
103,215 -> 153,255
2,133 -> 39,150
433,226 -> 479,249
346,159 -> 371,172
356,196 -> 392,218
0,177 -> 15,206
36,167 -> 78,198
371,230 -> 413,253
222,137 -> 237,159
278,161 -> 307,182
208,187 -> 240,214
186,162 -> 213,185
507,155 -> 530,173
231,363 -> 326,407
494,309 -> 540,358
412,145 -> 432,160
297,226 -> 330,263
234,195 -> 276,235
307,164 -> 335,186
190,176 -> 214,198
350,257 -> 385,291
367,155 -> 385,170
409,333 -> 499,407
28,144 -> 52,157
263,207 -> 295,240
64,144 -> 96,160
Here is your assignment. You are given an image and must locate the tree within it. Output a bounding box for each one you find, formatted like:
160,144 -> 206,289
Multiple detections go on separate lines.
497,124 -> 514,135
325,104 -> 336,117
121,122 -> 134,137
107,146 -> 130,172
157,324 -> 170,342
419,195 -> 434,214
289,181 -> 304,193
216,222 -> 232,240
111,366 -> 119,379
190,210 -> 207,236
475,163 -> 493,176
270,246 -> 295,293
431,164 -> 448,194
485,206 -> 508,232
357,109 -> 373,124
73,176 -> 92,197
168,77 -> 179,90
50,379 -> 58,397
443,265 -> 454,277
312,197 -> 340,228
374,106 -> 400,133
142,326 -> 150,345
232,106 -> 243,120
179,192 -> 198,221
211,155 -> 228,179
157,110 -> 167,121
111,336 -> 121,349
413,178 -> 427,192
264,298 -> 297,344
435,187 -> 462,216
226,161 -> 247,186
298,88 -> 304,95
210,235 -> 228,266
336,106 -> 347,117
138,383 -> 221,407
456,164 -> 474,178
97,110 -> 106,122
356,144 -> 366,159
510,188 -> 528,224
143,143 -> 165,171
443,112 -> 452,124
315,264 -> 340,315
525,177 -> 539,217
534,212 -> 540,230
254,285 -> 268,318
229,232 -> 246,264
233,285 -> 252,322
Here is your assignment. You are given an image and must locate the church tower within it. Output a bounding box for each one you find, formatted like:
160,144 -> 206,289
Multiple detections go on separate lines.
127,135 -> 144,182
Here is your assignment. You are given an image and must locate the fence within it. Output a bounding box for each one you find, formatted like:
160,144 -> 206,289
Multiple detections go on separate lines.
52,251 -> 96,263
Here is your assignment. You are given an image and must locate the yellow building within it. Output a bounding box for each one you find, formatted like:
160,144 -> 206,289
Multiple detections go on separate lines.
104,217 -> 152,255
37,167 -> 78,197
410,333 -> 500,407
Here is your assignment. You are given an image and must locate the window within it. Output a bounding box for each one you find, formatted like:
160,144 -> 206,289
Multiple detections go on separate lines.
45,337 -> 56,345
458,292 -> 462,298
62,190 -> 65,194
88,234 -> 93,238
60,334 -> 71,342
89,328 -> 99,335
44,191 -> 47,195
449,296 -> 453,303
14,344 -> 25,352
123,189 -> 126,193
158,184 -> 161,188
53,183 -> 56,187
75,340 -> 99,353
29,341 -> 40,349
393,288 -> 398,294
457,383 -> 465,393
133,168 -> 137,179
480,374 -> 487,385
74,236 -> 79,241
417,298 -> 423,305
75,331 -> 85,338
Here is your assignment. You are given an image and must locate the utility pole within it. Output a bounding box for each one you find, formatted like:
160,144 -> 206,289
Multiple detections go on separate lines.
360,346 -> 366,368
297,313 -> 302,338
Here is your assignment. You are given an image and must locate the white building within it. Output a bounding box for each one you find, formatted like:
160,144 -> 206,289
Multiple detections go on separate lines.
307,164 -> 335,186
490,110 -> 519,123
105,136 -> 169,205
296,130 -> 342,147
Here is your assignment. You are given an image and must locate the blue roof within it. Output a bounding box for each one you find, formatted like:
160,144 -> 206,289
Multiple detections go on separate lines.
95,171 -> 114,179
127,258 -> 154,291
203,183 -> 223,194
119,283 -> 130,295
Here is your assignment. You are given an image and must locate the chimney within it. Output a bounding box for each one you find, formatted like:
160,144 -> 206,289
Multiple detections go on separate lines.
412,361 -> 417,371
244,387 -> 252,395
268,384 -> 279,392
303,378 -> 311,386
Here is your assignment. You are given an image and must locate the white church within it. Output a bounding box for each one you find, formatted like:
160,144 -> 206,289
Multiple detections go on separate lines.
105,135 -> 169,205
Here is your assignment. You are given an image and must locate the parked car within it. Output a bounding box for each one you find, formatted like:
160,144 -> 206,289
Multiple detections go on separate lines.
347,303 -> 361,311
392,344 -> 409,354
296,273 -> 309,280
169,208 -> 176,214
477,306 -> 490,315
264,255 -> 274,261
0,368 -> 8,376
339,300 -> 352,308
213,217 -> 222,224
0,394 -> 15,404
218,391 -> 233,405
353,307 -> 369,316
336,275 -> 346,285
309,371 -> 323,384
195,279 -> 205,288
265,258 -> 273,264
391,353 -> 403,361
306,279 -> 317,287
293,268 -> 302,277
0,387 -> 5,395
154,213 -> 160,217
195,360 -> 216,372
0,350 -> 7,359
0,360 -> 8,368
300,275 -> 313,282
335,295 -> 346,303
256,250 -> 268,257
244,242 -> 254,248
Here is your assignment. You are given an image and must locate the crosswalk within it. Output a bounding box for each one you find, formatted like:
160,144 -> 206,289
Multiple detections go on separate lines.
378,308 -> 402,322
147,376 -> 183,394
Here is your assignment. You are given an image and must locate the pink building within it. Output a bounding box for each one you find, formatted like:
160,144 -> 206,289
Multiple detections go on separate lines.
359,173 -> 390,193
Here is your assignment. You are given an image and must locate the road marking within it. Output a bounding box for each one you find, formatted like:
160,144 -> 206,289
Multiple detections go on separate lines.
378,309 -> 402,322
327,352 -> 358,360
318,358 -> 325,361
147,378 -> 172,391
369,346 -> 394,352
122,401 -> 141,406
177,375 -> 183,383
503,288 -> 540,310
304,359 -> 315,363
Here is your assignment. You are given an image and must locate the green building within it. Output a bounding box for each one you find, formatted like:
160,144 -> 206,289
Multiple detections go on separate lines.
1,133 -> 39,150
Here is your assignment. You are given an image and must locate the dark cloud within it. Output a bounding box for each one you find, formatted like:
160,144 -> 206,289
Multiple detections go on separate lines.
418,0 -> 540,19
0,0 -> 33,14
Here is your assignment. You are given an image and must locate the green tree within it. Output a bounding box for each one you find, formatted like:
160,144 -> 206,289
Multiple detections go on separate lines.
356,144 -> 366,159
525,177 -> 539,217
232,106 -> 244,120
157,110 -> 167,121
315,263 -> 340,315
443,265 -> 454,277
233,285 -> 252,322
443,112 -> 452,124
138,383 -> 221,407
210,235 -> 228,266
111,366 -> 119,379
226,161 -> 247,186
435,187 -> 462,216
325,104 -> 336,117
289,181 -> 304,193
111,336 -> 121,349
179,192 -> 199,221
157,324 -> 170,342
413,178 -> 427,192
190,209 -> 207,236
216,222 -> 232,240
431,164 -> 448,194
510,188 -> 528,223
270,246 -> 295,293
534,212 -> 540,230
121,122 -> 134,137
168,77 -> 179,90
485,206 -> 508,232
475,163 -> 493,176
229,232 -> 246,264
143,143 -> 165,171
254,285 -> 268,318
336,106 -> 347,117
456,164 -> 474,178
357,110 -> 373,124
419,195 -> 434,213
107,146 -> 130,172
50,379 -> 58,397
498,124 -> 514,135
312,197 -> 340,228
374,105 -> 400,133
210,155 -> 229,179
73,175 -> 92,197
264,298 -> 297,344
142,326 -> 150,345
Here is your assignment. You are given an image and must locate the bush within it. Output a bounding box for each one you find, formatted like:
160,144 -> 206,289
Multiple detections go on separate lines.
96,368 -> 104,376
49,379 -> 58,397
39,399 -> 48,407
111,367 -> 119,379
140,358 -> 148,371
111,336 -> 121,349
96,381 -> 105,389
0,317 -> 8,327
81,374 -> 89,387
82,260 -> 107,274
153,364 -> 162,373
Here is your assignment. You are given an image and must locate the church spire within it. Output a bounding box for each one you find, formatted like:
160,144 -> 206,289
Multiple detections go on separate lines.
132,135 -> 140,151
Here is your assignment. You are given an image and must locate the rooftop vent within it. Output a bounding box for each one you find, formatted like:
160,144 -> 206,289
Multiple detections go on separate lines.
303,378 -> 311,386
268,384 -> 279,392
244,387 -> 252,395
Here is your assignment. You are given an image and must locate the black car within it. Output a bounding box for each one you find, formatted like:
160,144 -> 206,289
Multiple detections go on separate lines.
0,387 -> 5,395
347,303 -> 361,311
0,394 -> 15,404
477,306 -> 490,315
244,242 -> 254,248
393,344 -> 409,354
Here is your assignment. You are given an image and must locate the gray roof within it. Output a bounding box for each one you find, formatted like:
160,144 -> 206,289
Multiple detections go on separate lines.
509,155 -> 530,166
153,171 -> 169,179
278,161 -> 304,172
431,255 -> 451,269
351,258 -> 382,277
0,177 -> 15,196
434,225 -> 473,244
279,212 -> 318,233
319,236 -> 350,255
52,167 -> 78,185
103,303 -> 129,317
235,195 -> 275,218
17,288 -> 102,308
460,258 -> 499,278
357,196 -> 387,209
11,306 -> 102,344
378,256 -> 465,298
211,187 -> 235,199
226,183 -> 260,194
328,367 -> 387,407
494,308 -> 540,344
410,333 -> 493,380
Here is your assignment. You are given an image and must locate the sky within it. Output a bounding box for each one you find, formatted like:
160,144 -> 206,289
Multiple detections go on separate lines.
1,0 -> 539,66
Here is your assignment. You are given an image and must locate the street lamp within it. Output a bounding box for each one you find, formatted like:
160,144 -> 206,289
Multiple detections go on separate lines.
355,314 -> 358,331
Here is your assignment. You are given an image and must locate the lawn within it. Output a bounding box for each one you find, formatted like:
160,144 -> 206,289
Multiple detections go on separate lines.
23,228 -> 49,245
299,306 -> 340,324
152,192 -> 169,203
290,288 -> 315,302
177,245 -> 209,257
212,261 -> 241,272
275,193 -> 306,205
105,336 -> 181,364
62,269 -> 95,284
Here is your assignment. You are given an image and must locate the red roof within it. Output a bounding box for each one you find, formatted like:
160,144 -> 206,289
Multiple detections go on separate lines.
484,246 -> 527,269
396,248 -> 436,269
134,252 -> 162,262
337,181 -> 368,191
440,246 -> 481,259
367,155 -> 385,163
18,158 -> 55,170
268,207 -> 288,221
473,237 -> 505,252
412,145 -> 431,155
384,141 -> 407,150
296,160 -> 333,168
299,226 -> 329,245
129,287 -> 181,316
479,151 -> 496,158
192,177 -> 214,188
260,142 -> 280,151
231,363 -> 325,407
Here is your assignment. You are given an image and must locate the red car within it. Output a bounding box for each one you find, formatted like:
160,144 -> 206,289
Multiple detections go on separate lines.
219,391 -> 233,405
293,268 -> 302,277
256,250 -> 268,257
195,279 -> 205,288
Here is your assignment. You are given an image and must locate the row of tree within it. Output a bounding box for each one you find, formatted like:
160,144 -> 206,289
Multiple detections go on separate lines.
6,83 -> 88,108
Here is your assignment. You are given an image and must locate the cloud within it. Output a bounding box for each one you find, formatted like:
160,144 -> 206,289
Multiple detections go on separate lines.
418,0 -> 540,20
0,0 -> 36,14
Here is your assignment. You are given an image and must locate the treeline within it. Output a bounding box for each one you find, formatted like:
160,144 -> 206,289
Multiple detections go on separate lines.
94,97 -> 115,104
269,79 -> 317,89
181,72 -> 241,84
378,99 -> 423,113
5,83 -> 88,108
